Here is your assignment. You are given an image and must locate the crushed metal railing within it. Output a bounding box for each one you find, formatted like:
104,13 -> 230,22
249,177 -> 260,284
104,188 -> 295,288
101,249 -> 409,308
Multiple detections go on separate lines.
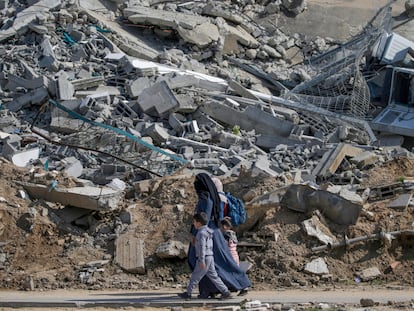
283,0 -> 395,120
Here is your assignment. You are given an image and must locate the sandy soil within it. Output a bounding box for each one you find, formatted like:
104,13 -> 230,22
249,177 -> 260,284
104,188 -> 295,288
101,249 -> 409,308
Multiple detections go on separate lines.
1,156 -> 414,293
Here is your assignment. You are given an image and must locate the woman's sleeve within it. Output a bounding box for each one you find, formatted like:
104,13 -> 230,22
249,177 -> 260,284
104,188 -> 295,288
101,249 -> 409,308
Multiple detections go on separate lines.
195,195 -> 213,220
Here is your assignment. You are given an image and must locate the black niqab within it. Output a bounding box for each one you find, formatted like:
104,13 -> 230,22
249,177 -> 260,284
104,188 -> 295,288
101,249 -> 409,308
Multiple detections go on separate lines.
194,173 -> 221,224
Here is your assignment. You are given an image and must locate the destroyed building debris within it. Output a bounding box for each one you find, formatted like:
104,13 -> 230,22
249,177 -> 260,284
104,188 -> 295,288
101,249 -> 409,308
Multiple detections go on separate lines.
0,0 -> 414,294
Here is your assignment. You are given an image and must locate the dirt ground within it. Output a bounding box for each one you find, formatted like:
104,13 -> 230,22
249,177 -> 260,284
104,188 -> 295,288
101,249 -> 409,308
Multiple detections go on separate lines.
1,154 -> 414,294
0,0 -> 414,304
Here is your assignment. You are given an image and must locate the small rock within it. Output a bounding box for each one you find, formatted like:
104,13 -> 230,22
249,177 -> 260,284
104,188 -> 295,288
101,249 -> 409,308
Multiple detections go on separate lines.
360,298 -> 375,307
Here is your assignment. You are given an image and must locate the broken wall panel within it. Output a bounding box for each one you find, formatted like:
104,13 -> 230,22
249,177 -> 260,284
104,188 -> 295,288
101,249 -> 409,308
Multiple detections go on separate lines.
21,182 -> 123,211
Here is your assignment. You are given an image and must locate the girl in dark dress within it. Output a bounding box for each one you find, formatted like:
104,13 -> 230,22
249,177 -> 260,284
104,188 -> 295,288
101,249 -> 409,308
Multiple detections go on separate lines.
187,173 -> 251,298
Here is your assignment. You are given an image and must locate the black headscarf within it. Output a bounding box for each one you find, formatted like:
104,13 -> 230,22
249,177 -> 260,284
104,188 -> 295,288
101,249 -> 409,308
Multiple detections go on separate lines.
194,173 -> 221,224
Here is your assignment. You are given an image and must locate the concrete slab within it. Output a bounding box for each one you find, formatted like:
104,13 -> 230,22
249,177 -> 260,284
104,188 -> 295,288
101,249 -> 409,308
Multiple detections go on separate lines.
115,233 -> 145,274
387,193 -> 413,210
21,182 -> 123,211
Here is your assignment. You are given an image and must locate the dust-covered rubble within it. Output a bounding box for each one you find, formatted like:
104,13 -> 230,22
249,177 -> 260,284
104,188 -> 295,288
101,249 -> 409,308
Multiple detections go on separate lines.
0,0 -> 414,297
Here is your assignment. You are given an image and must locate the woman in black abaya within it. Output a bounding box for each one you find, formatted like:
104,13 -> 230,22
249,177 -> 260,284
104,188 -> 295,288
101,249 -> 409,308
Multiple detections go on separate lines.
187,173 -> 251,298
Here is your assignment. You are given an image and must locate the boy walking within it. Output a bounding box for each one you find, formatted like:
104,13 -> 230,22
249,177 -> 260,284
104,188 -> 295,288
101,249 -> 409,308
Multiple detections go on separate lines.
178,212 -> 232,300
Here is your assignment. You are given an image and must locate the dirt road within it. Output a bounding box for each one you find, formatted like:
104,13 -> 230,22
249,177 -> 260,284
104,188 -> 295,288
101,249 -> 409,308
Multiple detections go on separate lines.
0,287 -> 413,309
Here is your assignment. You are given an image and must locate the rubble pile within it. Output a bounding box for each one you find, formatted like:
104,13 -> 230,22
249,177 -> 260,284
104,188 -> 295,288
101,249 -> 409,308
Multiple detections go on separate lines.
0,0 -> 414,293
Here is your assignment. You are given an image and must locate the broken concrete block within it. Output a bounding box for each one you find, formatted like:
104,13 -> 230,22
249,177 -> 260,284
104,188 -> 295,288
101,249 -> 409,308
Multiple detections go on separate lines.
2,134 -> 40,167
61,157 -> 83,178
7,87 -> 49,112
387,193 -> 412,210
350,151 -> 382,169
155,240 -> 187,259
126,77 -> 151,99
39,37 -> 59,71
1,134 -> 21,158
124,5 -> 219,47
304,257 -> 329,275
282,0 -> 307,15
50,100 -> 84,134
357,266 -> 381,281
79,92 -> 110,114
326,185 -> 364,204
137,81 -> 179,117
215,163 -> 229,175
177,22 -> 220,48
115,233 -> 145,274
168,113 -> 186,133
21,182 -> 123,211
202,101 -> 294,137
142,124 -> 170,145
228,80 -> 260,100
11,148 -> 40,168
251,155 -> 281,177
107,178 -> 127,191
6,73 -> 49,91
0,0 -> 62,43
175,94 -> 196,113
281,184 -> 362,225
221,23 -> 259,48
192,158 -> 222,170
71,76 -> 105,91
113,99 -> 138,119
179,146 -> 194,160
57,71 -> 75,100
302,216 -> 335,245
312,143 -> 364,178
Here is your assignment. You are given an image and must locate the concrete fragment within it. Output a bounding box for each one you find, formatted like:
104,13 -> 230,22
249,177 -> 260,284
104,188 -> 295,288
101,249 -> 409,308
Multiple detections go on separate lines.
124,6 -> 219,47
39,37 -> 59,71
302,216 -> 335,245
228,80 -> 260,100
350,151 -> 382,169
137,81 -> 179,117
11,148 -> 40,168
21,182 -> 123,211
143,124 -> 170,145
251,155 -> 281,177
7,87 -> 49,112
50,100 -> 84,134
304,257 -> 329,275
115,233 -> 145,274
221,23 -> 260,48
61,157 -> 83,178
0,0 -> 62,42
387,193 -> 412,210
312,143 -> 364,178
202,101 -> 294,137
6,74 -> 49,91
326,185 -> 364,204
155,240 -> 187,259
71,76 -> 105,91
357,266 -> 381,281
202,3 -> 244,25
126,77 -> 151,99
177,22 -> 220,48
57,72 -> 75,100
2,135 -> 40,167
281,184 -> 362,225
